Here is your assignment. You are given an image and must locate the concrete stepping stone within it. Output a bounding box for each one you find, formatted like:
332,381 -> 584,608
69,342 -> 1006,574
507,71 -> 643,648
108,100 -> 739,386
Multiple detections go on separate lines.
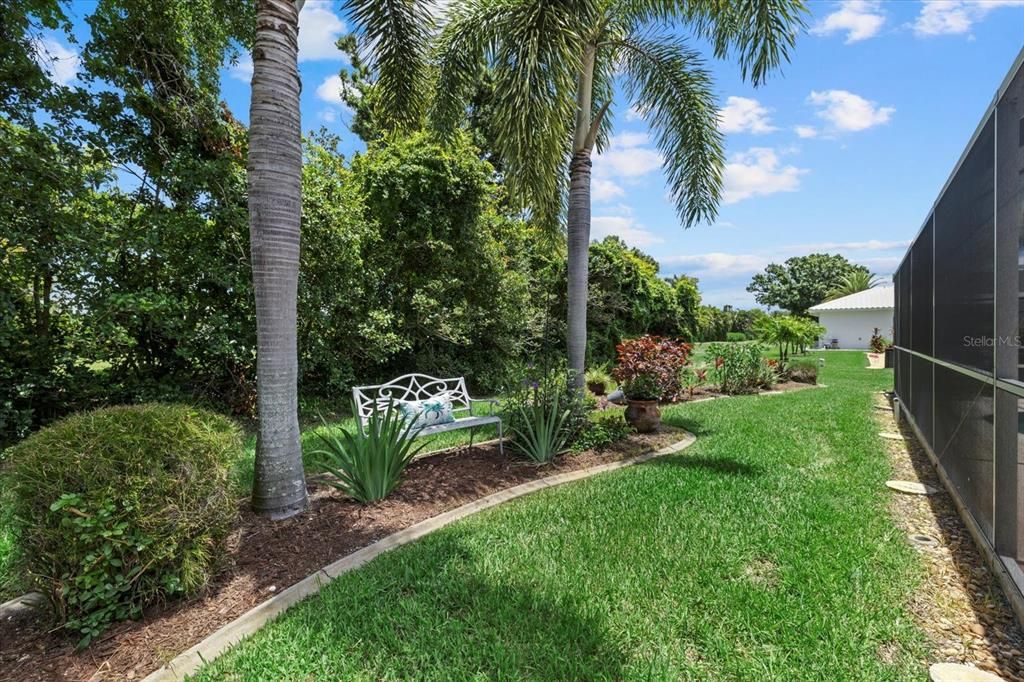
886,480 -> 939,495
930,663 -> 1006,682
879,432 -> 905,440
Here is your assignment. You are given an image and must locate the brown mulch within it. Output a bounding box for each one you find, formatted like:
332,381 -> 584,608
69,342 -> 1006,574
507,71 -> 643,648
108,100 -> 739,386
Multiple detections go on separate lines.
0,427 -> 686,682
874,394 -> 1024,681
591,379 -> 818,408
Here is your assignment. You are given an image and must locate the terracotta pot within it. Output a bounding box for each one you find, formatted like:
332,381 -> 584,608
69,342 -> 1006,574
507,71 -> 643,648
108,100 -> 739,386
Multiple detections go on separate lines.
587,381 -> 607,396
624,399 -> 661,433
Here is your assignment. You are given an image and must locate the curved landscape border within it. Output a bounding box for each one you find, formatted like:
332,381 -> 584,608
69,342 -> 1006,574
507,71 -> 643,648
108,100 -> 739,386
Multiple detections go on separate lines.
144,432 -> 697,681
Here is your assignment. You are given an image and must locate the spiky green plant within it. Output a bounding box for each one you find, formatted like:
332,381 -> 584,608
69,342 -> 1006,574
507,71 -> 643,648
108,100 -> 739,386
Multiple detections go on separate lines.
312,401 -> 427,503
511,395 -> 572,464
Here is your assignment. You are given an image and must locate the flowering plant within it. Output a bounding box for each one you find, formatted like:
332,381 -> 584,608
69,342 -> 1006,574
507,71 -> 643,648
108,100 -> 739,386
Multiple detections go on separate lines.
680,366 -> 708,400
612,336 -> 692,401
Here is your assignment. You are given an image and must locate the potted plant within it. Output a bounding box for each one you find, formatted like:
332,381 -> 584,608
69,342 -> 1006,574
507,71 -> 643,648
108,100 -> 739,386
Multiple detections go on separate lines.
611,335 -> 692,433
585,367 -> 614,396
620,373 -> 662,432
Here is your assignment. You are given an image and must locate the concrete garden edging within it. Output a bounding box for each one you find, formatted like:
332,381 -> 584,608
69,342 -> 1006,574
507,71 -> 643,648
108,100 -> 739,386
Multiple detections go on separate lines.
144,432 -> 697,681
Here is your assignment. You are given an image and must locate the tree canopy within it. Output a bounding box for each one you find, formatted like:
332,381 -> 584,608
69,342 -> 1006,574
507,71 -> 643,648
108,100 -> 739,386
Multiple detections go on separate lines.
747,253 -> 869,315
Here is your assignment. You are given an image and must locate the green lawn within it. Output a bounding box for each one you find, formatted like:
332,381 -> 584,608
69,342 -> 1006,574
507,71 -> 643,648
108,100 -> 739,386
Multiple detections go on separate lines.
194,352 -> 929,681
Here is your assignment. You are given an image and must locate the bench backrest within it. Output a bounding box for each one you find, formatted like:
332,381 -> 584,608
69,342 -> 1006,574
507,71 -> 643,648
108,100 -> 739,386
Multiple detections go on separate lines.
352,374 -> 471,428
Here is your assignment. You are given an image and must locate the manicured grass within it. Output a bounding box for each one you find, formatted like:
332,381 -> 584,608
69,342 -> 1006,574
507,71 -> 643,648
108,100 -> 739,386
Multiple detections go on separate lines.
194,352 -> 928,680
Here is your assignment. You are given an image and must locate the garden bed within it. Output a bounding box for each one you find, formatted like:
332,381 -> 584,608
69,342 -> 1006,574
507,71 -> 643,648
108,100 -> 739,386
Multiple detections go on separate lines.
0,427 -> 685,682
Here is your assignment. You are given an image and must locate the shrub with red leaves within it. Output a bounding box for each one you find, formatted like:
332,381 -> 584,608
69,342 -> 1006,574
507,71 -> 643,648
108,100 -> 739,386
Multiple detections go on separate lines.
612,335 -> 692,401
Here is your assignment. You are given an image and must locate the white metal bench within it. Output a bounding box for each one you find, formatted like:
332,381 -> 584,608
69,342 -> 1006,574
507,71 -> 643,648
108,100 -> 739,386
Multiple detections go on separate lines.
352,373 -> 503,455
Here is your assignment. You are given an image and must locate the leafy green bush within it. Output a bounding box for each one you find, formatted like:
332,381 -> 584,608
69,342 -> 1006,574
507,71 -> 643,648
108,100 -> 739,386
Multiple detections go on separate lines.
706,342 -> 775,394
726,331 -> 747,342
570,412 -> 635,452
312,401 -> 426,503
612,335 -> 692,401
2,404 -> 241,647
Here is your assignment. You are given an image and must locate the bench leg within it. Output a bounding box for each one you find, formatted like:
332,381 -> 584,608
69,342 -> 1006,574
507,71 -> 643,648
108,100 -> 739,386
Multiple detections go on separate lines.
497,421 -> 504,458
468,426 -> 474,452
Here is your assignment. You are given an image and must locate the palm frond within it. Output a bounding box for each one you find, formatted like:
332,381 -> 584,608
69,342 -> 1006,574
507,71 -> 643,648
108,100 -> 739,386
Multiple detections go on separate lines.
618,30 -> 723,227
622,0 -> 808,86
431,0 -> 598,232
344,0 -> 435,132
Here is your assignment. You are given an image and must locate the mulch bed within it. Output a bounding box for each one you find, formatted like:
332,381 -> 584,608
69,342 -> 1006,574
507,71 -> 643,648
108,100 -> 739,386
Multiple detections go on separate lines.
0,427 -> 686,682
591,379 -> 817,408
874,394 -> 1024,680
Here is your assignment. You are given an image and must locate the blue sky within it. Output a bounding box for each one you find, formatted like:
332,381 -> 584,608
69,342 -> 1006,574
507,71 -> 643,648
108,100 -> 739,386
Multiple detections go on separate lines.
35,1 -> 1024,307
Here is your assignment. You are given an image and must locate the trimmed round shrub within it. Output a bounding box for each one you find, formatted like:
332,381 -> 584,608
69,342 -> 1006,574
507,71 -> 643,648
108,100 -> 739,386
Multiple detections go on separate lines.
2,404 -> 242,647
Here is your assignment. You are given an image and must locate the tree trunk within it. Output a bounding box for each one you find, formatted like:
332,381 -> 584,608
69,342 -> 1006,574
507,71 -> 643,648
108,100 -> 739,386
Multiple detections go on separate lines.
566,44 -> 598,388
248,0 -> 308,519
566,150 -> 592,385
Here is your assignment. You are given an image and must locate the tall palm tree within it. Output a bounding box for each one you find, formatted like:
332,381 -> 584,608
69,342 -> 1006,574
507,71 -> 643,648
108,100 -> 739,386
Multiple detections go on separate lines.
247,0 -> 431,518
826,270 -> 881,301
431,0 -> 807,385
248,0 -> 308,519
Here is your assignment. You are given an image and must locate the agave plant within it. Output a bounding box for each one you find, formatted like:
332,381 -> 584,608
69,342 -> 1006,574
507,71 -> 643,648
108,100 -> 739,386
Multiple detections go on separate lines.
311,400 -> 426,503
511,395 -> 572,464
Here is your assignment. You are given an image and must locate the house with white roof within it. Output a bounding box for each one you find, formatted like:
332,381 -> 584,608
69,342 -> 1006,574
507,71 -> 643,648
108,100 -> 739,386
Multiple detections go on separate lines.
807,286 -> 894,350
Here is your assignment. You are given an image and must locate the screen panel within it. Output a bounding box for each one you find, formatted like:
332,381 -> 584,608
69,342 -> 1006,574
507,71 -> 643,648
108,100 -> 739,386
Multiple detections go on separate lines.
910,219 -> 933,356
933,115 -> 995,373
934,364 -> 994,541
911,354 -> 933,449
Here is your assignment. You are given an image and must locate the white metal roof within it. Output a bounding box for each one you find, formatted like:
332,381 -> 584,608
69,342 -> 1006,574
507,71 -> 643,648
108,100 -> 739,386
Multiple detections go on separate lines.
807,286 -> 894,313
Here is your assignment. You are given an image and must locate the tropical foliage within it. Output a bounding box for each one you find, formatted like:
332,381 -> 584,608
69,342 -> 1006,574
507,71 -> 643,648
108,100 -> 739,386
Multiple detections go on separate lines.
826,270 -> 882,301
754,315 -> 825,363
612,336 -> 692,401
426,0 -> 807,381
705,342 -> 776,395
312,401 -> 427,504
747,253 -> 869,315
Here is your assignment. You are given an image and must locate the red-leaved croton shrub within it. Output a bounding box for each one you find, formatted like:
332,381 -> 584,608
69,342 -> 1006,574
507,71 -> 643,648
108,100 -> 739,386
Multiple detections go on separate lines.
612,335 -> 692,401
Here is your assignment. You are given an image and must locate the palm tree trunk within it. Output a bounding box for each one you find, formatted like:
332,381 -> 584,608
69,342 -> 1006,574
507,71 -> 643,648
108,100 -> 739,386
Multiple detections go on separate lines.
566,150 -> 592,385
566,44 -> 598,388
248,0 -> 308,519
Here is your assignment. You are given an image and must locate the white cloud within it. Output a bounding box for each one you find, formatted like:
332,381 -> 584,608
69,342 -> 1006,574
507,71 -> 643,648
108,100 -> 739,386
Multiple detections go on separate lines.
591,214 -> 663,248
228,56 -> 253,82
660,252 -> 769,278
794,125 -> 818,139
315,74 -> 353,118
722,147 -> 807,204
299,0 -> 348,62
316,74 -> 345,105
811,1 -> 886,43
625,105 -> 644,122
592,178 -> 625,202
789,239 -> 910,252
913,0 -> 1024,37
30,37 -> 79,86
594,132 -> 662,178
718,96 -> 777,134
808,89 -> 894,132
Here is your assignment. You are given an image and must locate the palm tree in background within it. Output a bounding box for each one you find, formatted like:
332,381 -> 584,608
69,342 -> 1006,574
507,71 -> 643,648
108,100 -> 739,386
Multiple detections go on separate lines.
826,270 -> 882,302
430,0 -> 807,385
247,0 -> 430,518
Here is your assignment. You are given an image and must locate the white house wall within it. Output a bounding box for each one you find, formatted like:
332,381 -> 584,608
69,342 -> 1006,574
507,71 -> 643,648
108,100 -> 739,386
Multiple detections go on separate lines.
814,309 -> 894,350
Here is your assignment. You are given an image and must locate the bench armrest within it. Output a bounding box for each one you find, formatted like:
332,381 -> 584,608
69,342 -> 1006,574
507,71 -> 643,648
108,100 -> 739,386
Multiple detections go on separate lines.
469,397 -> 500,415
